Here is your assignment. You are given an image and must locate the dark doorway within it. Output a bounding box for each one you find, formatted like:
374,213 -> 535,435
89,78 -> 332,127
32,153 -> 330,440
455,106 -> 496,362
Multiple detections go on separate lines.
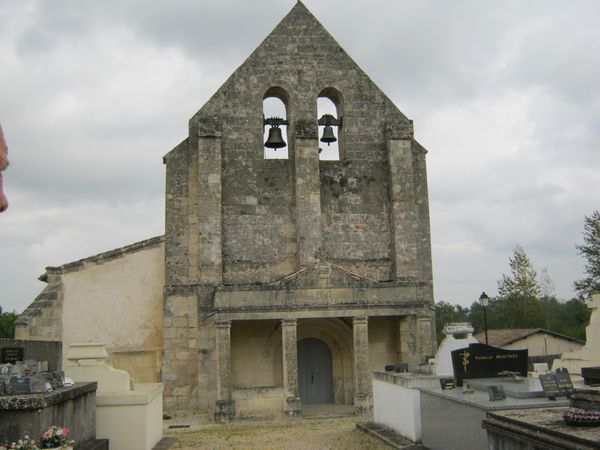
298,338 -> 334,404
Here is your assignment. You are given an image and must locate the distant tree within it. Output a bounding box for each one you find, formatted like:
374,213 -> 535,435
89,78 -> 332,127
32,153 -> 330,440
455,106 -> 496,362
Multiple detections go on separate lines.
496,246 -> 545,329
0,306 -> 17,338
435,301 -> 469,344
574,210 -> 600,298
498,245 -> 541,299
558,298 -> 591,341
539,268 -> 556,329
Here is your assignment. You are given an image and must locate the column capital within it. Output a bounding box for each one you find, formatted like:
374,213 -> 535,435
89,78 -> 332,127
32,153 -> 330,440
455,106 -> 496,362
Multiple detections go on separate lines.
281,318 -> 297,327
215,320 -> 231,329
353,316 -> 368,326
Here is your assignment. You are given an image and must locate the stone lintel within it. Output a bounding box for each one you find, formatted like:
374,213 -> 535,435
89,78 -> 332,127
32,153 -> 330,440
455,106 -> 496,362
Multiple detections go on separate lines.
214,306 -> 426,322
214,285 -> 425,310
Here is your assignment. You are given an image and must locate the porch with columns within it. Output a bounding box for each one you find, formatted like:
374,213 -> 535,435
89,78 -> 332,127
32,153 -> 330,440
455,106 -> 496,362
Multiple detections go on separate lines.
210,314 -> 424,420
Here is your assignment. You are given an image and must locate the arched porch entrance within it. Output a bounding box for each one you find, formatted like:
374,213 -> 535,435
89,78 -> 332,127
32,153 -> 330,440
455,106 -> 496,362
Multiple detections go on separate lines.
298,338 -> 334,404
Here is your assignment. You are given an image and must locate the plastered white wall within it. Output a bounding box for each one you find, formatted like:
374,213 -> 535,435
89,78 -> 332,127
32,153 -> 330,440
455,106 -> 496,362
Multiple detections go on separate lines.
373,378 -> 421,443
61,243 -> 165,381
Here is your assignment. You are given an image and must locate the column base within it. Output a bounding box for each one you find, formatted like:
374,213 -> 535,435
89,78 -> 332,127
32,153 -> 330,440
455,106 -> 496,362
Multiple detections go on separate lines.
214,399 -> 235,422
283,396 -> 301,416
354,393 -> 372,415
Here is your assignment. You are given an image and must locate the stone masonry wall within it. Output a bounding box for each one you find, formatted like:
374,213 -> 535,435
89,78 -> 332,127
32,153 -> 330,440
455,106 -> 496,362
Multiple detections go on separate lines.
161,2 -> 437,413
15,270 -> 63,342
164,2 -> 431,290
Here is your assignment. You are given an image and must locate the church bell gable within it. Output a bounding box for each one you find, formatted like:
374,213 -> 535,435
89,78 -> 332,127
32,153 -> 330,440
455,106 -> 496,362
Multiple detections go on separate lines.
162,2 -> 435,417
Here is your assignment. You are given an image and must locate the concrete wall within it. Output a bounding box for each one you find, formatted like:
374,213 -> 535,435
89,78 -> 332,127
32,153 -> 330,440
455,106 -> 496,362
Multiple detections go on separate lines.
95,384 -> 163,450
372,372 -> 440,443
373,376 -> 421,442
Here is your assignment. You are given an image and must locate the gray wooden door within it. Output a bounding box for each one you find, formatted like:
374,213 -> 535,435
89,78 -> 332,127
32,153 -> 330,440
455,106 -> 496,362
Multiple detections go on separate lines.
298,338 -> 334,404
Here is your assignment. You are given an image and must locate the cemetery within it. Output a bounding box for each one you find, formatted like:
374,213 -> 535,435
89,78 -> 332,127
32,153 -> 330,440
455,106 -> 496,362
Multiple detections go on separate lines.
367,294 -> 600,449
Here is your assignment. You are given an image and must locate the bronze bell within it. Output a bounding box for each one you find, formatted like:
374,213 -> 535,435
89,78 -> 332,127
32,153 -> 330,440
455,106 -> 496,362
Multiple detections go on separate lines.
265,125 -> 286,149
320,125 -> 337,146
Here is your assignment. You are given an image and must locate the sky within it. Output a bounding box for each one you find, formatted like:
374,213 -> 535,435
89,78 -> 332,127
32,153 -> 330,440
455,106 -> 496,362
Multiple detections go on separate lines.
1,0 -> 599,313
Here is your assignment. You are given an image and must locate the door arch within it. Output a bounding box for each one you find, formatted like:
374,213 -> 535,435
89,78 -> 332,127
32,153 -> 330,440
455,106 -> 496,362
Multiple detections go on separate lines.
298,338 -> 334,404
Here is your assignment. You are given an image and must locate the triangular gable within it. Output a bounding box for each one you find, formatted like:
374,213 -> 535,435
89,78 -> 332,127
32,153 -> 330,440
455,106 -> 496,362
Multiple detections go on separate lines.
190,1 -> 408,125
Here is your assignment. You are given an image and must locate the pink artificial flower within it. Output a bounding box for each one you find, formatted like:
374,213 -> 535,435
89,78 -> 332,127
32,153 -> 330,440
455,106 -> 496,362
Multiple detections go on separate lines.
0,124 -> 9,213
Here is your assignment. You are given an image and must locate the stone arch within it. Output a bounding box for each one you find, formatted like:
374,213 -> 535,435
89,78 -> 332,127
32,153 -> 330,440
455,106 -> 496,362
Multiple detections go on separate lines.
263,86 -> 291,159
318,87 -> 344,161
264,318 -> 354,404
297,318 -> 354,404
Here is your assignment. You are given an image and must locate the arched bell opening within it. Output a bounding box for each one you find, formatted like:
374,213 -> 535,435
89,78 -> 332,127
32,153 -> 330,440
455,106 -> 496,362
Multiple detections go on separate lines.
263,87 -> 290,160
317,88 -> 343,161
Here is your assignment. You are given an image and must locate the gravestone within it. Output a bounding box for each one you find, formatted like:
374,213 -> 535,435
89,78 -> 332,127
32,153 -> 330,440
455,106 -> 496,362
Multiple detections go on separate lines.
539,368 -> 574,399
451,343 -> 528,386
581,366 -> 600,386
0,347 -> 23,364
9,377 -> 31,395
487,385 -> 506,401
0,339 -> 61,372
439,378 -> 455,390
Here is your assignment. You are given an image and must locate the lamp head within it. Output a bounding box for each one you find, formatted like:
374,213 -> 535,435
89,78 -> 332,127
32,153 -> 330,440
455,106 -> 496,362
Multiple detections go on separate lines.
479,292 -> 489,307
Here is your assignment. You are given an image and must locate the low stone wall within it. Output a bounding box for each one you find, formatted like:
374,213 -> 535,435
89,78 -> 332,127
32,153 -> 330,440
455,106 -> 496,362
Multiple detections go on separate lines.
232,386 -> 284,417
0,382 -> 97,446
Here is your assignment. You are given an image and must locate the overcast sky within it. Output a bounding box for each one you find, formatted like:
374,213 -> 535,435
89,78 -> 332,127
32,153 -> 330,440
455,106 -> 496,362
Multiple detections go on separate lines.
1,0 -> 599,313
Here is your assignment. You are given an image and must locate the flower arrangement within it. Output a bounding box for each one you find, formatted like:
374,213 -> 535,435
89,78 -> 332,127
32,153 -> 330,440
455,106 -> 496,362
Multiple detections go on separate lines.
5,436 -> 39,450
39,427 -> 74,449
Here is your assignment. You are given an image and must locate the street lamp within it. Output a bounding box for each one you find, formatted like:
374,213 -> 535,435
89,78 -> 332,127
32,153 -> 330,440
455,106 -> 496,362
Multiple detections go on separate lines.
479,292 -> 490,345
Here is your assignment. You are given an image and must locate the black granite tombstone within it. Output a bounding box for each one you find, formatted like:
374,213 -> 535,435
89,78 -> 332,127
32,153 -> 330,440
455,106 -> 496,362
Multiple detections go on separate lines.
0,347 -> 23,364
581,366 -> 600,386
451,343 -> 528,386
440,378 -> 455,390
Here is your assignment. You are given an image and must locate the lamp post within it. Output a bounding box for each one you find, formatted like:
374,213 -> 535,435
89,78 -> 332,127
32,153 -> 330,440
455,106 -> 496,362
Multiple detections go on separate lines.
479,292 -> 490,345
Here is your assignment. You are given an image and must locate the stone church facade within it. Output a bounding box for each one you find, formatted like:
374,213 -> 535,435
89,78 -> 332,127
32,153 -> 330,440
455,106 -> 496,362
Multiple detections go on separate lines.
17,2 -> 436,419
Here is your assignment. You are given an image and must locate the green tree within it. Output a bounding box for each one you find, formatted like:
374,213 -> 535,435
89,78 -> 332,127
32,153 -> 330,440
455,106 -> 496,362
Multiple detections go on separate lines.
496,245 -> 545,329
574,210 -> 600,298
498,245 -> 541,299
0,306 -> 17,338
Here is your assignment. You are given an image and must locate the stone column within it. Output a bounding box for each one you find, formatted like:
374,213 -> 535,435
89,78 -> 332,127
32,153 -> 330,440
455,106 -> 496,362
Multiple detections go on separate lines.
399,314 -> 435,369
399,315 -> 418,369
214,320 -> 234,421
281,319 -> 301,415
353,316 -> 372,414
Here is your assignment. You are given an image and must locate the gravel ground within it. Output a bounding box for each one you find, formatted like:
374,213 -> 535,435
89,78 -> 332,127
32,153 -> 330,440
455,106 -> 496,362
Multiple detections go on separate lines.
163,415 -> 393,449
